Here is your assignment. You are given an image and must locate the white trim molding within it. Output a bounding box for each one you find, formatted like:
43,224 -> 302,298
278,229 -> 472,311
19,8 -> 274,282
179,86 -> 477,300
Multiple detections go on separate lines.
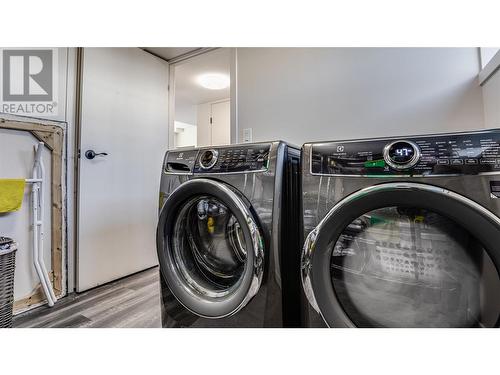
479,49 -> 500,86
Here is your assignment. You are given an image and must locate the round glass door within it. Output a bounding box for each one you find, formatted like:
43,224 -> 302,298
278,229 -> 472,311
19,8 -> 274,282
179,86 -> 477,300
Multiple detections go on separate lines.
157,178 -> 264,319
330,207 -> 500,327
302,183 -> 500,328
172,196 -> 248,296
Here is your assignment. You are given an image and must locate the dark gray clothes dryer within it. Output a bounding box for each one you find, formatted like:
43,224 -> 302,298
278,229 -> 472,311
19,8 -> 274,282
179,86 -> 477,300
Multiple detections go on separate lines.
157,141 -> 301,327
301,129 -> 500,328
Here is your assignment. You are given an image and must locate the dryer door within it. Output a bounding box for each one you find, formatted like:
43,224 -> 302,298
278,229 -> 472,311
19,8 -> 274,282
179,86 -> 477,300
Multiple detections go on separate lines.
157,178 -> 264,319
302,182 -> 500,328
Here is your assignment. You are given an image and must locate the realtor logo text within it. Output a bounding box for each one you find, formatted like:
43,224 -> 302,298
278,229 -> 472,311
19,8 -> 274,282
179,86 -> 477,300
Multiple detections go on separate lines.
0,48 -> 58,116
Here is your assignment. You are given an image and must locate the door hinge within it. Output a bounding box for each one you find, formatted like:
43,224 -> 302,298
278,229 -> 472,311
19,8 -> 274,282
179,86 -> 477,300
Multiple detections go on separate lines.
210,117 -> 213,125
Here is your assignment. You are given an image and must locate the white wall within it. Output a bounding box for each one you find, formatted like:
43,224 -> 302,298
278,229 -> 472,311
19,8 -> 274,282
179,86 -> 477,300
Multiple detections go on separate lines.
0,129 -> 52,302
0,47 -> 75,306
175,101 -> 197,125
175,125 -> 197,147
174,101 -> 197,147
482,70 -> 500,128
236,48 -> 485,145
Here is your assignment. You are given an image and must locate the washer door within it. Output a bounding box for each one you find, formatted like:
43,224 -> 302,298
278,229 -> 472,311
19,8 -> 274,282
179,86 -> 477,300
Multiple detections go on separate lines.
302,182 -> 500,328
157,178 -> 264,319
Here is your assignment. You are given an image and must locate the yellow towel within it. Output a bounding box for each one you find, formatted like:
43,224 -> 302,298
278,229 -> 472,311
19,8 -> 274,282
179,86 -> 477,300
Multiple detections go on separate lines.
0,179 -> 26,213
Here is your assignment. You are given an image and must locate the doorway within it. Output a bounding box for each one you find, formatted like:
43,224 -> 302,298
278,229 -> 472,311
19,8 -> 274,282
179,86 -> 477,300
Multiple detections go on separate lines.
170,48 -> 232,148
76,48 -> 169,292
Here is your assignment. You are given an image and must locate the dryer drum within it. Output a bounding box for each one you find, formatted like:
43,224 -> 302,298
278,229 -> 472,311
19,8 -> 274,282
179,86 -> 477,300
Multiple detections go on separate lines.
302,182 -> 500,328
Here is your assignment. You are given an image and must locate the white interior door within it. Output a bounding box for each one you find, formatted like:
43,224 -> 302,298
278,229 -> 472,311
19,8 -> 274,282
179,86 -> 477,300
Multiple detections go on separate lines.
196,102 -> 212,147
211,100 -> 230,145
77,48 -> 169,292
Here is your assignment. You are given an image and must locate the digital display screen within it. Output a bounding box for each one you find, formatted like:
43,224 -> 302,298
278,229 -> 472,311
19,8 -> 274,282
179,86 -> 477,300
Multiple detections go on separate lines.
388,142 -> 416,164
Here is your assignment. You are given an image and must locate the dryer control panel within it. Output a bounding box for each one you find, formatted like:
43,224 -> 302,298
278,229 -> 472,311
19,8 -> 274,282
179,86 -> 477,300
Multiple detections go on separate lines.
311,130 -> 500,176
194,144 -> 271,173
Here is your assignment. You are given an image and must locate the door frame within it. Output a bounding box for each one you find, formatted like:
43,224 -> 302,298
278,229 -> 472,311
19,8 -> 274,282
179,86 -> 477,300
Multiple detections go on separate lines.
73,47 -> 84,294
74,48 -> 170,292
167,48 -> 238,149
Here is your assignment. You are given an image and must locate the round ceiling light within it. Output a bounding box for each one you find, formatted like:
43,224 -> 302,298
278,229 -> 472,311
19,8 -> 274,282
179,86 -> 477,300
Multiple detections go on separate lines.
196,73 -> 230,90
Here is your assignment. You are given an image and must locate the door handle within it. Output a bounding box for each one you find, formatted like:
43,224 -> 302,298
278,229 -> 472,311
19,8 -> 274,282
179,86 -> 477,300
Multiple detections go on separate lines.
85,150 -> 109,160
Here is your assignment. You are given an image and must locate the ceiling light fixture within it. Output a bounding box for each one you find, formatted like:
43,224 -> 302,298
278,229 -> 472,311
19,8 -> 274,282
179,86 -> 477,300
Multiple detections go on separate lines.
196,73 -> 230,90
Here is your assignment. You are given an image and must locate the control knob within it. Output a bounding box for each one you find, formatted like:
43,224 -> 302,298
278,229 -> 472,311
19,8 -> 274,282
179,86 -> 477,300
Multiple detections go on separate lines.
199,149 -> 219,170
383,140 -> 421,170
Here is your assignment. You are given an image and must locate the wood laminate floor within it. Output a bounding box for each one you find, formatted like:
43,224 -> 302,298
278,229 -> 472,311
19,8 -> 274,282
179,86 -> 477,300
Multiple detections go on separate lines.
13,267 -> 161,328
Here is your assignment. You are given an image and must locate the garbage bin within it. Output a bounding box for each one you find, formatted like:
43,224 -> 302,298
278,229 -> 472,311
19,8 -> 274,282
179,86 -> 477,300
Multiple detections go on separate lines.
0,237 -> 17,328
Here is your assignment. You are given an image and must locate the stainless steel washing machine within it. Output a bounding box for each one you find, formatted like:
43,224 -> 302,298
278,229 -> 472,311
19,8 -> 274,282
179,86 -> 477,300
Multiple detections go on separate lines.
301,129 -> 500,327
157,141 -> 301,327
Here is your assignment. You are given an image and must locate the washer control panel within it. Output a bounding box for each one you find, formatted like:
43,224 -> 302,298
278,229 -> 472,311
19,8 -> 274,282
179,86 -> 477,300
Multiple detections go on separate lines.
194,144 -> 271,173
311,130 -> 500,176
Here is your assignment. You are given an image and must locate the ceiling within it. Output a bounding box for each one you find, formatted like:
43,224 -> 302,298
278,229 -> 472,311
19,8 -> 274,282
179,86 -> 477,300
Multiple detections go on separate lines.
174,48 -> 231,106
143,47 -> 201,61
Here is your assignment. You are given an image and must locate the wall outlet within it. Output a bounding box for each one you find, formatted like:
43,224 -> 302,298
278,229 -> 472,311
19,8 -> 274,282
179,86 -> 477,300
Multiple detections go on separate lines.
242,128 -> 253,143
